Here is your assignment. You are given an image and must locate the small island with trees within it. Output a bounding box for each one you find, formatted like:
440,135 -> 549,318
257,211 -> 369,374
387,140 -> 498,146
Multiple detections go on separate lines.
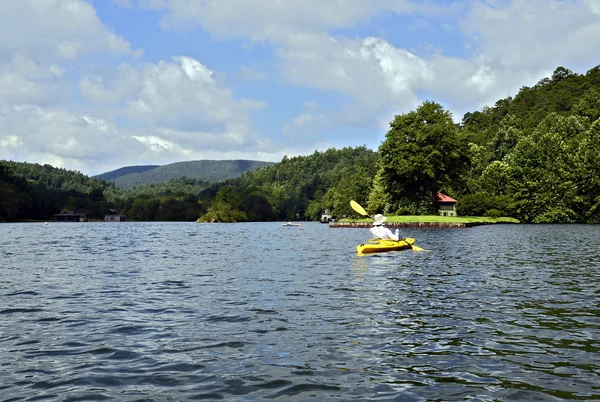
1,65 -> 599,224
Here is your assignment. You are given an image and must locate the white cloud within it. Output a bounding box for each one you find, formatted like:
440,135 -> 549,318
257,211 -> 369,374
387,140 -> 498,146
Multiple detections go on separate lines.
146,0 -> 418,40
0,54 -> 70,106
79,64 -> 143,104
114,56 -> 266,141
149,0 -> 600,127
462,0 -> 600,72
279,35 -> 428,111
0,0 -> 138,61
0,55 -> 278,173
0,105 -> 142,173
0,0 -> 140,108
4,0 -> 600,175
0,1 -> 293,174
0,104 -> 286,175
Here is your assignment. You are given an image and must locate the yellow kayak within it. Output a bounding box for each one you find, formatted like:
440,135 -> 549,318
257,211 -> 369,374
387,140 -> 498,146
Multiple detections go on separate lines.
357,237 -> 415,255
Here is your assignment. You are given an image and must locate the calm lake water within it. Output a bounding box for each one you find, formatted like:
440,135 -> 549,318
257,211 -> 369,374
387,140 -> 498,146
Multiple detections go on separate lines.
1,222 -> 599,401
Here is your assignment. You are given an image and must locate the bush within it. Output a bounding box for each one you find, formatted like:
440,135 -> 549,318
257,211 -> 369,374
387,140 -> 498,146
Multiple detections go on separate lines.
457,193 -> 515,217
456,193 -> 489,216
484,209 -> 503,218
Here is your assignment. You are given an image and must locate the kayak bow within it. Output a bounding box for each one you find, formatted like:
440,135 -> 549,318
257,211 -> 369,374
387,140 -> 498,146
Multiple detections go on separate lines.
357,237 -> 415,255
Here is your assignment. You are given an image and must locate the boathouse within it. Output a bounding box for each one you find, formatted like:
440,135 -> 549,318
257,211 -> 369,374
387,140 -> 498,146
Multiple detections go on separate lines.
53,211 -> 88,222
437,193 -> 457,217
105,209 -> 126,222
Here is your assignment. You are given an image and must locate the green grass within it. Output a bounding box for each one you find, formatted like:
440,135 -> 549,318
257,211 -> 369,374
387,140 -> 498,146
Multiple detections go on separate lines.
340,215 -> 520,224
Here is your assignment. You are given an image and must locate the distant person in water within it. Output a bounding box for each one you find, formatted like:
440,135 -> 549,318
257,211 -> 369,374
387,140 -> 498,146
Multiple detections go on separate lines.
369,214 -> 401,241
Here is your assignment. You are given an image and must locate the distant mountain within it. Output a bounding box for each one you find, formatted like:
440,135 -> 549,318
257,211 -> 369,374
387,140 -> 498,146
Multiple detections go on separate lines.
94,165 -> 160,181
95,159 -> 275,188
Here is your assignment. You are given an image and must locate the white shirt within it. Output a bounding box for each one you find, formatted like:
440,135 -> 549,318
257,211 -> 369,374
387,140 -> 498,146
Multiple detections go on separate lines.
369,225 -> 399,241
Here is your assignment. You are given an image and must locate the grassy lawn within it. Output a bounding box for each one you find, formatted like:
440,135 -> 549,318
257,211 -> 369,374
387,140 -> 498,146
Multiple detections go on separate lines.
340,215 -> 520,224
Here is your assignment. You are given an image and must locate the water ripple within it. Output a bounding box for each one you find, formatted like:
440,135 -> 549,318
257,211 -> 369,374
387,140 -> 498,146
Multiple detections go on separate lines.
0,222 -> 599,400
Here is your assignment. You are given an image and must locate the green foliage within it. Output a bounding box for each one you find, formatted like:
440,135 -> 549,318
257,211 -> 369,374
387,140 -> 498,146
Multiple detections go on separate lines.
366,168 -> 390,214
0,160 -> 107,221
489,115 -> 524,161
503,113 -> 583,222
198,201 -> 248,223
229,146 -> 379,220
461,66 -> 597,145
484,209 -> 503,219
575,119 -> 600,222
456,65 -> 600,223
456,193 -> 515,218
479,161 -> 511,196
572,87 -> 600,124
379,101 -> 470,213
198,185 -> 248,222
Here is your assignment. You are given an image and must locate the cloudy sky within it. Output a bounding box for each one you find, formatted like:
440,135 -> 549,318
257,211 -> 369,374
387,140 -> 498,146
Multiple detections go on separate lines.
0,0 -> 599,176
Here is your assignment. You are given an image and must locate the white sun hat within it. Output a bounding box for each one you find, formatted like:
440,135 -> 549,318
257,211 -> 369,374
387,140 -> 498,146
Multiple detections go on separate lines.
373,214 -> 387,226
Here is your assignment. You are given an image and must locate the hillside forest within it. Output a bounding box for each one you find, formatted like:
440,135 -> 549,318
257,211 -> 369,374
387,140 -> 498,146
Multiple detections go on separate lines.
1,65 -> 600,224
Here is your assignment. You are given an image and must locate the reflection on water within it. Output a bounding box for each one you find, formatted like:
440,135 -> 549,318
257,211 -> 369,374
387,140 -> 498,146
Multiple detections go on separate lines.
0,222 -> 599,400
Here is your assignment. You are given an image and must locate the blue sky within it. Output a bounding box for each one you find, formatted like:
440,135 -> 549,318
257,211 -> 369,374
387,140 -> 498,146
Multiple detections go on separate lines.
0,0 -> 599,175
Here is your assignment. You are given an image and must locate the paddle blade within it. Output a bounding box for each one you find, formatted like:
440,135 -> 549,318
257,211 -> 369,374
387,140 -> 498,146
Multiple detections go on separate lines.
411,244 -> 427,252
350,200 -> 368,216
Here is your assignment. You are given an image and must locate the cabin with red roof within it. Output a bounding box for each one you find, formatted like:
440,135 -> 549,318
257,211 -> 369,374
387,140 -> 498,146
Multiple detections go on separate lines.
437,193 -> 457,217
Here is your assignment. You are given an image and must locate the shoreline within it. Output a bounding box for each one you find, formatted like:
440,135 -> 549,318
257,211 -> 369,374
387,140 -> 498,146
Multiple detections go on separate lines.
329,221 -> 504,228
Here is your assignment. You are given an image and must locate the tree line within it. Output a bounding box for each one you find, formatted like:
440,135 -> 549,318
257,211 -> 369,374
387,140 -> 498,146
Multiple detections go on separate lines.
1,65 -> 599,223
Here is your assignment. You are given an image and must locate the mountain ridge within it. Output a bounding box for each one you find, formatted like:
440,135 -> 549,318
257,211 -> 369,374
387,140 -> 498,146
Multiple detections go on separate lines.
94,159 -> 275,188
95,165 -> 161,181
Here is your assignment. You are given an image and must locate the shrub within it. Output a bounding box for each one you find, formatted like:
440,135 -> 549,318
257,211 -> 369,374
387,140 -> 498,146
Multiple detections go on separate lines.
457,193 -> 515,217
484,209 -> 503,218
394,207 -> 413,216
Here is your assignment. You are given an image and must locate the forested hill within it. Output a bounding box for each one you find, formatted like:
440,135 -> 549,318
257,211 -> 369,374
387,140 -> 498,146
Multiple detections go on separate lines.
196,65 -> 600,224
461,65 -> 600,144
97,159 -> 275,188
95,165 -> 160,181
195,147 -> 379,223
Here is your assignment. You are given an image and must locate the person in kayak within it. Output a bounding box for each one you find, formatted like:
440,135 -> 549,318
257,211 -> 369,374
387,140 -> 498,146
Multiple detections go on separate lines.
369,214 -> 401,241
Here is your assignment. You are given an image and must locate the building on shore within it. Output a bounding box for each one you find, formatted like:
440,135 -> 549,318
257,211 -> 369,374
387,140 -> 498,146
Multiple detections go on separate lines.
320,210 -> 332,223
105,209 -> 126,222
53,211 -> 88,222
437,193 -> 457,217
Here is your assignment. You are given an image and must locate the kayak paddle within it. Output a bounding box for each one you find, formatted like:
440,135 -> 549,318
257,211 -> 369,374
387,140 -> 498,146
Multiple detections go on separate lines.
350,200 -> 371,218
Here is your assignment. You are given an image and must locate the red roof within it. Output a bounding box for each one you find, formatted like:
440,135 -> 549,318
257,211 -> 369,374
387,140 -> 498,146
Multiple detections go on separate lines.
437,193 -> 457,203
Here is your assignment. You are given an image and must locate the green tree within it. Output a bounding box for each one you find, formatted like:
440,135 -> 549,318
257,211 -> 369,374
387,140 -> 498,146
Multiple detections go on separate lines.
572,87 -> 600,125
379,101 -> 470,213
366,168 -> 391,214
489,114 -> 523,161
199,201 -> 248,222
505,114 -> 584,222
575,119 -> 600,222
479,161 -> 511,196
199,185 -> 248,222
464,143 -> 492,194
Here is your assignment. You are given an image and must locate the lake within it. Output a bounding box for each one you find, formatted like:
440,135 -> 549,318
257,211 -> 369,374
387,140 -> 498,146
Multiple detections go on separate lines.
1,222 -> 599,401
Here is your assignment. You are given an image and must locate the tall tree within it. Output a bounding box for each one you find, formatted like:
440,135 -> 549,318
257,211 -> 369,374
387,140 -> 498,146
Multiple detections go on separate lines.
505,113 -> 585,222
378,101 -> 470,213
575,119 -> 600,222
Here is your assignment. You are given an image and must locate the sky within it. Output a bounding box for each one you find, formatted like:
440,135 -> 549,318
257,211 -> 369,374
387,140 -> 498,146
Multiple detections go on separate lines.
0,0 -> 599,176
